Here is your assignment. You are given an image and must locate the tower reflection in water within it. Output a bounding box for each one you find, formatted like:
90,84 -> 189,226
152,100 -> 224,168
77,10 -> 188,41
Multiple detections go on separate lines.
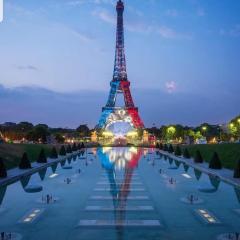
98,147 -> 143,235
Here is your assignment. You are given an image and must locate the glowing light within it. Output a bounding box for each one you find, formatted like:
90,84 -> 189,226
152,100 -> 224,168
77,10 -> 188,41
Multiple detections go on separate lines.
21,209 -> 43,223
196,209 -> 219,224
181,173 -> 192,179
102,131 -> 114,137
126,130 -> 138,137
49,173 -> 58,178
202,126 -> 207,131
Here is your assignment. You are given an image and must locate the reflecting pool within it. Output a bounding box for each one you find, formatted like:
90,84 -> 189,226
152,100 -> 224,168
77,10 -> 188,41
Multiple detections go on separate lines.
0,147 -> 240,240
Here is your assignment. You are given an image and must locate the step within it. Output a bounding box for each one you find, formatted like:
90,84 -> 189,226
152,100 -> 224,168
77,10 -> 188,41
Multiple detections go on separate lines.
78,219 -> 161,227
85,206 -> 154,211
94,188 -> 145,192
90,196 -> 150,200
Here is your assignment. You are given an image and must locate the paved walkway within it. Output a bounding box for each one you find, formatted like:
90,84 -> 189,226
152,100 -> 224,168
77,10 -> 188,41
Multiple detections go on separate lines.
159,150 -> 240,188
0,151 -> 81,187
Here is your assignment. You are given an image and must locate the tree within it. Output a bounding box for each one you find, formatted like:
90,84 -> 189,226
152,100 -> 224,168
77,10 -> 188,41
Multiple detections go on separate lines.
50,147 -> 58,159
37,149 -> 47,163
55,133 -> 65,144
76,125 -> 90,138
66,144 -> 72,154
159,143 -> 163,150
234,159 -> 240,178
228,115 -> 240,140
156,143 -> 160,149
194,150 -> 203,163
59,146 -> 66,156
27,124 -> 50,143
80,142 -> 85,149
168,144 -> 174,153
163,144 -> 168,152
19,152 -> 32,169
183,148 -> 191,159
0,158 -> 7,178
174,145 -> 182,156
72,143 -> 77,152
209,152 -> 222,169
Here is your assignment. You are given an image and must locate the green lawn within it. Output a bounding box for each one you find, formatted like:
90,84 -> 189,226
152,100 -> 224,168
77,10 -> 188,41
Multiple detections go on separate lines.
0,143 -> 55,169
181,143 -> 240,169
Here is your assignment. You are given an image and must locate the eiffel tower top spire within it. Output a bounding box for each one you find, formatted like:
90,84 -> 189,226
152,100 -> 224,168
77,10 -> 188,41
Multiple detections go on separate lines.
113,0 -> 127,81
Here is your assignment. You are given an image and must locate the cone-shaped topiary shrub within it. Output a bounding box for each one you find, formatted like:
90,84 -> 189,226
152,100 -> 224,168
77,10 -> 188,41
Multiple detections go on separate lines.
0,157 -> 7,178
174,145 -> 182,156
72,143 -> 77,152
59,146 -> 66,156
80,142 -> 85,149
168,144 -> 174,153
183,148 -> 191,159
163,144 -> 168,152
156,143 -> 160,149
50,147 -> 58,159
159,143 -> 163,150
194,150 -> 203,163
209,152 -> 222,169
19,152 -> 32,169
233,159 -> 240,178
37,149 -> 47,163
66,144 -> 72,154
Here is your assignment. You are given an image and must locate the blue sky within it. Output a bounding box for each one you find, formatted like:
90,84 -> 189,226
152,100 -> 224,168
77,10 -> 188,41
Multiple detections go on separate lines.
0,0 -> 240,128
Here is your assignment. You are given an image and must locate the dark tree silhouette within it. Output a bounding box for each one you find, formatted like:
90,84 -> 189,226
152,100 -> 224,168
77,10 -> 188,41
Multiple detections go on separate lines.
234,159 -> 240,178
37,149 -> 47,163
80,142 -> 85,149
50,147 -> 58,159
72,143 -> 77,152
19,152 -> 32,169
174,145 -> 182,156
168,144 -> 174,153
163,144 -> 168,152
0,158 -> 7,178
194,150 -> 203,163
183,148 -> 191,159
159,143 -> 163,150
59,146 -> 66,156
66,144 -> 72,154
209,152 -> 222,169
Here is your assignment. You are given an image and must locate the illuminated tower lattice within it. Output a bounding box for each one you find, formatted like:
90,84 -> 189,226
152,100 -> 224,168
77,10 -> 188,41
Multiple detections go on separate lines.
96,0 -> 144,130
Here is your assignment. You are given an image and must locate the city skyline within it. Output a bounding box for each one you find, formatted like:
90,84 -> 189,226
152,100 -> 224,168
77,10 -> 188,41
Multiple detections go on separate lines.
0,0 -> 240,127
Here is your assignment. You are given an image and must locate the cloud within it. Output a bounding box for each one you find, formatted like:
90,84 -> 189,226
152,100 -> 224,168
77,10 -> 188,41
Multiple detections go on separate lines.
67,0 -> 114,7
92,9 -> 115,24
93,9 -> 191,39
15,65 -> 39,71
220,24 -> 240,37
197,8 -> 205,17
0,84 -> 239,128
165,9 -> 179,17
165,81 -> 177,93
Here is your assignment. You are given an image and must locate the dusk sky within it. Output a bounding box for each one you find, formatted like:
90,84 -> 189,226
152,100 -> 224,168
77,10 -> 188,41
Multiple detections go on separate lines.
0,0 -> 240,128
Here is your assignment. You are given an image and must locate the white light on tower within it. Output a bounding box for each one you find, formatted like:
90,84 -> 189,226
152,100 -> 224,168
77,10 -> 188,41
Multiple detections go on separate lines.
0,0 -> 3,22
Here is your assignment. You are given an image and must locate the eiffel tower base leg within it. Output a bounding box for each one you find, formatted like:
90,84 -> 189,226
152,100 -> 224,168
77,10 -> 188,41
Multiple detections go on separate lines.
96,107 -> 144,130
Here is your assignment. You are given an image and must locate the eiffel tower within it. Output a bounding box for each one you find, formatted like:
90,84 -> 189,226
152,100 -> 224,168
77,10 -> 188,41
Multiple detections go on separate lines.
96,0 -> 144,130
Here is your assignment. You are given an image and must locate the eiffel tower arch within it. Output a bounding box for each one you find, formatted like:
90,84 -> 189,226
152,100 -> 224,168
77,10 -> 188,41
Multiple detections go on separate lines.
96,0 -> 144,132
